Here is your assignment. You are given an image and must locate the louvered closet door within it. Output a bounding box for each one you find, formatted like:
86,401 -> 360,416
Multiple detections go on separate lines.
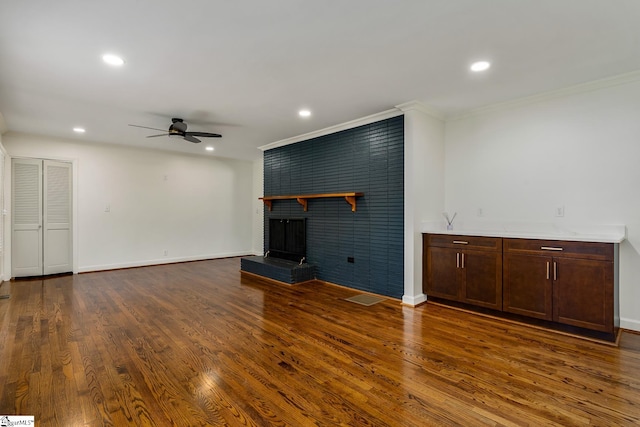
43,160 -> 72,275
12,158 -> 44,277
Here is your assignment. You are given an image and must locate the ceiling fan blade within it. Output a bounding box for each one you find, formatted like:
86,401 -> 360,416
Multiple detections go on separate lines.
171,120 -> 187,132
130,120 -> 219,143
129,124 -> 167,132
187,131 -> 222,138
184,135 -> 201,143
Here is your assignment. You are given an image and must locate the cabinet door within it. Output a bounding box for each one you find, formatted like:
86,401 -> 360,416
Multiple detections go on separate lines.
553,258 -> 614,333
503,253 -> 553,320
425,246 -> 460,301
462,249 -> 502,310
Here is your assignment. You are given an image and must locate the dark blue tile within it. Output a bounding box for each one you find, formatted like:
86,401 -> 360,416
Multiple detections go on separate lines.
262,115 -> 404,297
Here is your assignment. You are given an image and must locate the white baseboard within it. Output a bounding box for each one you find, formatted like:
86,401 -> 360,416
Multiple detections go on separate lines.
621,317 -> 640,333
402,293 -> 428,306
77,251 -> 252,273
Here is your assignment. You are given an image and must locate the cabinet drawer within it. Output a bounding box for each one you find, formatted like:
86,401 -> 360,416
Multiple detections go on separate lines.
426,234 -> 501,251
503,238 -> 613,261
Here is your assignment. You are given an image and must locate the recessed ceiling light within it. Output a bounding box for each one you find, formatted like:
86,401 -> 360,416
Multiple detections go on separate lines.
102,53 -> 125,66
298,109 -> 311,118
73,127 -> 86,133
205,146 -> 214,152
470,61 -> 491,72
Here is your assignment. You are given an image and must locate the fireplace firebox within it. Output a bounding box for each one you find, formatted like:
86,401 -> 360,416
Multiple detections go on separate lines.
267,218 -> 306,263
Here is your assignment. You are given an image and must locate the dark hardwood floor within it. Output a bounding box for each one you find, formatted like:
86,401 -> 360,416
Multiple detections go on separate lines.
1,257 -> 639,426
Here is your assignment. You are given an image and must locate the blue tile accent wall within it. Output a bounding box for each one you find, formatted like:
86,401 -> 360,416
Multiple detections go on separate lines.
263,116 -> 404,298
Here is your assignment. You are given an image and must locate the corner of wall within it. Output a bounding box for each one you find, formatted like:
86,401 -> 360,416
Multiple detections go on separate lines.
252,158 -> 264,255
402,293 -> 428,307
400,102 -> 446,304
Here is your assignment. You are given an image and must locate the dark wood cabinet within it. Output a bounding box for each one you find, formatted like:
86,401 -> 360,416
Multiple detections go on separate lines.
553,257 -> 614,332
423,233 -> 619,341
425,245 -> 460,300
503,253 -> 553,320
503,238 -> 616,334
463,248 -> 503,310
423,234 -> 502,310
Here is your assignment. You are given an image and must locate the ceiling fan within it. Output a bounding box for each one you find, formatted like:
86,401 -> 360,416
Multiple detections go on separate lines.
129,118 -> 222,143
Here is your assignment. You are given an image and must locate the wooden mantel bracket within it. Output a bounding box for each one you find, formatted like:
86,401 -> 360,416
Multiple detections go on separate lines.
296,197 -> 308,211
260,192 -> 364,212
344,195 -> 358,212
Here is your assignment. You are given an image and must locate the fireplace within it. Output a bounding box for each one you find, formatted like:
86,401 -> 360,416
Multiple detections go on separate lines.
240,217 -> 314,283
267,218 -> 306,263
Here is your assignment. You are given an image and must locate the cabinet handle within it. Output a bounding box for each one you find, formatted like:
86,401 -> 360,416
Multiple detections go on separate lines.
453,240 -> 469,245
553,261 -> 557,281
456,252 -> 460,268
541,246 -> 563,251
546,261 -> 550,280
461,253 -> 465,268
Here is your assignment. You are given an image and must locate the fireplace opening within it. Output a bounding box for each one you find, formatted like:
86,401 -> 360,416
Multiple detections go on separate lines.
267,218 -> 306,263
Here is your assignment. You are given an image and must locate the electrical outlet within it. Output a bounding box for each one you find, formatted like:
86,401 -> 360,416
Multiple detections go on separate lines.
104,204 -> 110,213
477,208 -> 484,217
555,206 -> 565,217
163,250 -> 168,256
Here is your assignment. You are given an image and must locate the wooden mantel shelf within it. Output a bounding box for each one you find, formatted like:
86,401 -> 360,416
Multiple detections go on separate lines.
260,192 -> 364,212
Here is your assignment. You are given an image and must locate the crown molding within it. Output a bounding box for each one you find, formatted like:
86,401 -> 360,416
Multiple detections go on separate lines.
259,70 -> 640,152
448,69 -> 640,122
259,101 -> 446,152
395,100 -> 445,120
259,108 -> 403,152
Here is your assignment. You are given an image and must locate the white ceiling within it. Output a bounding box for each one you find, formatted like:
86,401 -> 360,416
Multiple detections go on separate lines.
1,0 -> 639,161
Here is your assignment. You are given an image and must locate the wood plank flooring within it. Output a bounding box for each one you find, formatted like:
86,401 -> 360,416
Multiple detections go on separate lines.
1,257 -> 639,426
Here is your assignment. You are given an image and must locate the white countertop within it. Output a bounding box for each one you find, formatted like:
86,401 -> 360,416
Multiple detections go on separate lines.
421,221 -> 626,243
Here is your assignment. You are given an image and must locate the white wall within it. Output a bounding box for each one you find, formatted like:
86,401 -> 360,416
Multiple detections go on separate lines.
252,158 -> 264,255
400,102 -> 445,305
3,133 -> 254,273
444,78 -> 640,331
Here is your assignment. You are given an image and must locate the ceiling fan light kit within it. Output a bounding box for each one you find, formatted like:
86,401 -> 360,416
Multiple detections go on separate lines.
129,117 -> 221,143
